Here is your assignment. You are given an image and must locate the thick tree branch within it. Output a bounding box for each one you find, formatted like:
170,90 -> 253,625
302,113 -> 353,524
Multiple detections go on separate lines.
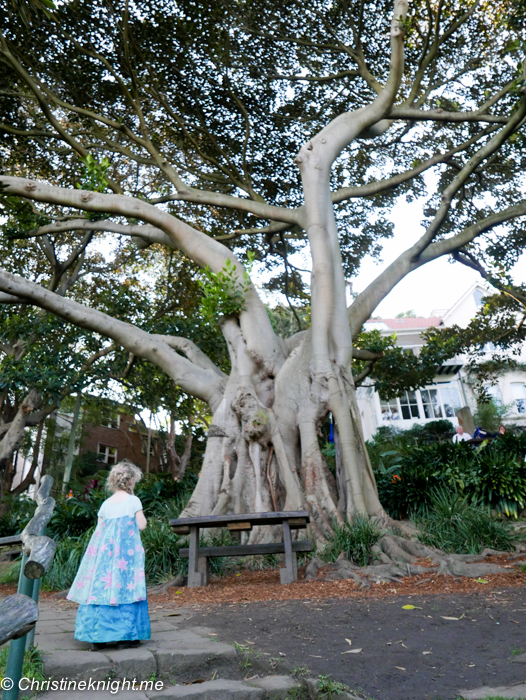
349,201 -> 526,336
332,125 -> 498,204
0,176 -> 284,371
0,270 -> 225,410
389,106 -> 509,124
153,335 -> 226,378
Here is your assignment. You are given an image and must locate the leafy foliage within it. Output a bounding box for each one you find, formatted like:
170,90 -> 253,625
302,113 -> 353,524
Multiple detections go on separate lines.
417,488 -> 515,554
322,516 -> 381,567
371,430 -> 526,519
199,254 -> 254,322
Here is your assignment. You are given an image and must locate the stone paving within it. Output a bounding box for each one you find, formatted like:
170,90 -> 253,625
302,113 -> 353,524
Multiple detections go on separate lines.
27,602 -> 309,700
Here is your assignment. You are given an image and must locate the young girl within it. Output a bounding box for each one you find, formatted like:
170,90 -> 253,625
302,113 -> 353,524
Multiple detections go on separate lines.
67,460 -> 151,651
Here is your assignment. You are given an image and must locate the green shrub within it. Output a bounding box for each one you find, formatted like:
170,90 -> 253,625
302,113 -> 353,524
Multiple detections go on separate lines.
473,398 -> 512,433
417,488 -> 515,554
322,515 -> 381,566
371,431 -> 526,518
0,494 -> 36,537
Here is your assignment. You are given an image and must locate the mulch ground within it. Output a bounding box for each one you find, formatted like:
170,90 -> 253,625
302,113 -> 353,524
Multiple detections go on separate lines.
153,553 -> 526,608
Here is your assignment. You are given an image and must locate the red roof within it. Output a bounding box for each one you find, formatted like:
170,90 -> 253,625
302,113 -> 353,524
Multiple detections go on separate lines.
366,316 -> 443,330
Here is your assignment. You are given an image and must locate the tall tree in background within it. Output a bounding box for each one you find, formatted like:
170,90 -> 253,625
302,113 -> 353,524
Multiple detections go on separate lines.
0,0 -> 525,541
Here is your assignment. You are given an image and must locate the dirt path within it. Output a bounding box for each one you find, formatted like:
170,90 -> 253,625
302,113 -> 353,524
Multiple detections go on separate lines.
179,587 -> 526,700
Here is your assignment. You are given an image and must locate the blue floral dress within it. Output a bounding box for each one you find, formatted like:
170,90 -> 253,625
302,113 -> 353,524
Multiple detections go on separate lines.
67,494 -> 151,643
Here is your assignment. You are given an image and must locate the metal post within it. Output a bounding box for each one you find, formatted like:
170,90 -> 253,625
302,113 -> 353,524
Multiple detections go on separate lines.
62,393 -> 82,493
3,554 -> 33,700
24,577 -> 41,651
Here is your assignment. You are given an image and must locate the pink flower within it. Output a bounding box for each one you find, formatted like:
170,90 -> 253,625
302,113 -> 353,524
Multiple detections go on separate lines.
101,570 -> 113,589
128,520 -> 134,526
110,597 -> 117,605
76,579 -> 86,589
135,544 -> 142,551
115,546 -> 120,556
127,582 -> 136,590
88,595 -> 97,603
128,549 -> 134,556
110,538 -> 114,544
100,543 -> 108,553
129,529 -> 135,537
116,557 -> 128,572
117,582 -> 122,589
87,544 -> 98,558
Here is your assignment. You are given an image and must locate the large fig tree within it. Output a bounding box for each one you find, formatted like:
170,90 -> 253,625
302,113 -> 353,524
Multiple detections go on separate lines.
1,0 -> 525,542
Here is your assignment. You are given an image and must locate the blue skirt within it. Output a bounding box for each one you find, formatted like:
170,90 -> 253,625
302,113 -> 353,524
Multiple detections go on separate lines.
74,600 -> 151,643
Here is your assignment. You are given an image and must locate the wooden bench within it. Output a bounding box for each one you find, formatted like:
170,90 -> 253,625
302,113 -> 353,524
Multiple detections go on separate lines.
0,535 -> 23,561
169,511 -> 311,587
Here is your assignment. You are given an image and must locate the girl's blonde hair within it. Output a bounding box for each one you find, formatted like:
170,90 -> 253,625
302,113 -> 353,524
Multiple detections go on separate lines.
106,460 -> 143,494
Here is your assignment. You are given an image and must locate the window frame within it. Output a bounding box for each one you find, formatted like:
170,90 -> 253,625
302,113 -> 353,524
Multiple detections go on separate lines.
377,382 -> 462,424
98,443 -> 118,464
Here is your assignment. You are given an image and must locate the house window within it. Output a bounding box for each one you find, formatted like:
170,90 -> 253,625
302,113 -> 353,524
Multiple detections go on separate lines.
98,444 -> 118,464
399,391 -> 420,419
380,398 -> 401,421
421,388 -> 443,419
511,383 -> 526,414
101,413 -> 120,430
438,382 -> 461,417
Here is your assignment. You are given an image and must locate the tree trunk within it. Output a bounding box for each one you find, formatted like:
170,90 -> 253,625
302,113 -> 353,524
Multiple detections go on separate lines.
180,318 -> 382,546
11,419 -> 45,496
0,390 -> 41,501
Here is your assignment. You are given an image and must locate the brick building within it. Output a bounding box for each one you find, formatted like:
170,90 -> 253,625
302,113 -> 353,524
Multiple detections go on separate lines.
81,407 -> 162,472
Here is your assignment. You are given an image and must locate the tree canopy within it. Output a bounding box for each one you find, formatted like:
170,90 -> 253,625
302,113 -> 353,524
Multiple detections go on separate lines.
1,0 -> 526,534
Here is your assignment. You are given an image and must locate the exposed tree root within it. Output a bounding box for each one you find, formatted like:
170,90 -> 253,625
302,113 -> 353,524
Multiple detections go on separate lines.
305,533 -> 516,587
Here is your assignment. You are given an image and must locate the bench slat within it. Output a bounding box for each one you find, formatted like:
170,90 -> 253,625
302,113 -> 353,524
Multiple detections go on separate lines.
0,535 -> 23,546
179,540 -> 312,559
170,510 -> 309,530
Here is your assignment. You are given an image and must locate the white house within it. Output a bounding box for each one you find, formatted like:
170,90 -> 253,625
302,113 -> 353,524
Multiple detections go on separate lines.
357,282 -> 526,441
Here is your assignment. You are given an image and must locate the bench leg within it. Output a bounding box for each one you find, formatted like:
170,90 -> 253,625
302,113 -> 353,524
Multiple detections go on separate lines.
280,520 -> 297,585
187,526 -> 206,588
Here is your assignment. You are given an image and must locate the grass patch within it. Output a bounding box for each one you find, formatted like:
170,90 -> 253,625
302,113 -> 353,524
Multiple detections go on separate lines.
322,515 -> 380,566
417,488 -> 515,554
0,645 -> 46,699
317,674 -> 350,698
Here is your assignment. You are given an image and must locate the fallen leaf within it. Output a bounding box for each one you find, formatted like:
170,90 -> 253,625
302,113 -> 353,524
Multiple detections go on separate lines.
175,591 -> 183,595
345,638 -> 352,645
185,679 -> 206,685
208,633 -> 217,636
475,578 -> 489,584
278,652 -> 286,657
402,605 -> 421,610
395,666 -> 406,671
441,616 -> 459,620
342,648 -> 362,654
512,620 -> 519,624
423,651 -> 432,655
